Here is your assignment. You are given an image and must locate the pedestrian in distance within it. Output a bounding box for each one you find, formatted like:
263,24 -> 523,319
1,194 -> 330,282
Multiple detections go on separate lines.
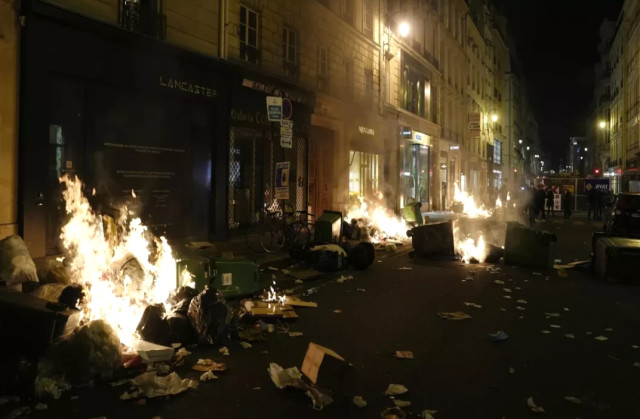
528,186 -> 537,227
535,184 -> 546,220
587,187 -> 598,221
562,188 -> 572,219
595,189 -> 604,221
545,187 -> 554,217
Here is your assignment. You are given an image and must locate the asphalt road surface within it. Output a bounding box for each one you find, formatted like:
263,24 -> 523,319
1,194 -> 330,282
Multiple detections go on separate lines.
26,214 -> 640,419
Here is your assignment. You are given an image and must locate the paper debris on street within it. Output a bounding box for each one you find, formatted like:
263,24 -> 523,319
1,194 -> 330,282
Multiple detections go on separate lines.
527,397 -> 546,413
516,299 -> 528,304
285,296 -> 318,307
509,367 -> 515,374
121,372 -> 198,399
192,359 -> 227,372
395,350 -> 414,359
240,341 -> 252,349
565,334 -> 575,339
251,301 -> 299,318
393,399 -> 411,407
516,306 -> 526,310
494,279 -> 505,284
288,332 -> 303,337
463,302 -> 483,308
353,396 -> 367,408
199,371 -> 218,381
399,266 -> 413,270
594,336 -> 609,341
541,330 -> 551,334
550,324 -> 561,328
219,346 -> 230,356
564,396 -> 581,404
333,309 -> 342,314
503,295 -> 512,299
385,383 -> 409,395
422,410 -> 438,419
545,312 -> 561,317
488,331 -> 509,342
503,288 -> 512,293
437,311 -> 472,320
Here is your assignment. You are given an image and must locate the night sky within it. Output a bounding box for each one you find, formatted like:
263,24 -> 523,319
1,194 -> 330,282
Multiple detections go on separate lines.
497,0 -> 623,169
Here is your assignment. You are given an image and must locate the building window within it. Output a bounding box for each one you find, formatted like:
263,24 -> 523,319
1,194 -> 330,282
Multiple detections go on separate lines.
283,27 -> 297,76
494,139 -> 502,165
341,0 -> 354,25
118,0 -> 166,39
318,46 -> 329,91
363,0 -> 374,38
401,54 -> 429,118
364,68 -> 374,101
240,5 -> 259,64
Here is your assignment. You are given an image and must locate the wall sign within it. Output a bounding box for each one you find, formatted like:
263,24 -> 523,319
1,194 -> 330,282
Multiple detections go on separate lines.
159,76 -> 216,97
275,161 -> 290,199
358,125 -> 375,135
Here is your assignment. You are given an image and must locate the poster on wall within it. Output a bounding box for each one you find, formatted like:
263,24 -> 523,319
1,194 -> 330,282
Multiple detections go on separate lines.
275,161 -> 290,199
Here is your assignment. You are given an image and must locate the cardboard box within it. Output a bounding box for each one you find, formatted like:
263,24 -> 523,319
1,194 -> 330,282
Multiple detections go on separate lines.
301,343 -> 351,394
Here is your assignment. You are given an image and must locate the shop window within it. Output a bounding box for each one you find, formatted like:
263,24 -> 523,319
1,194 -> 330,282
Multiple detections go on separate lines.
349,151 -> 380,198
283,27 -> 297,76
240,5 -> 259,64
341,0 -> 354,25
118,0 -> 166,39
493,139 -> 502,165
401,56 -> 429,118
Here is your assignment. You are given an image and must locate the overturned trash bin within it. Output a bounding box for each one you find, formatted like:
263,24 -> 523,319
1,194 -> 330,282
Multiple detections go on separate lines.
592,233 -> 640,284
503,222 -> 557,269
407,221 -> 455,258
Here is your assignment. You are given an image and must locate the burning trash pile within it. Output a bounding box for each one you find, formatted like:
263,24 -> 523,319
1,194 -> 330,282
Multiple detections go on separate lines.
345,196 -> 409,244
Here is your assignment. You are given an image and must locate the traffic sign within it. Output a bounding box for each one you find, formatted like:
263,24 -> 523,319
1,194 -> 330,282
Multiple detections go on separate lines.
282,98 -> 293,120
266,96 -> 282,121
280,136 -> 292,148
280,126 -> 293,136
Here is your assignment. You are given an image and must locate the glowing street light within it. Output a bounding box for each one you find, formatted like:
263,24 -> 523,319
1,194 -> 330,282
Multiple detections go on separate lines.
491,114 -> 498,122
398,21 -> 410,38
599,121 -> 606,129
526,146 -> 530,150
584,147 -> 588,152
518,139 -> 523,144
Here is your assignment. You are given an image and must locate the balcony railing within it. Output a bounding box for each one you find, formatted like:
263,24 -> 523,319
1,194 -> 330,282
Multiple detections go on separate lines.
118,0 -> 166,40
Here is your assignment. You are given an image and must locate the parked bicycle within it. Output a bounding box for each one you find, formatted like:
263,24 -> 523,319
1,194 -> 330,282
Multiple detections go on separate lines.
259,207 -> 315,253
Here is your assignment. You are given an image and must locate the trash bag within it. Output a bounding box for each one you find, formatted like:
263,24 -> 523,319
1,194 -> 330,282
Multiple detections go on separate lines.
187,288 -> 232,346
166,313 -> 196,346
137,304 -> 171,345
0,234 -> 39,291
168,286 -> 198,316
349,242 -> 375,270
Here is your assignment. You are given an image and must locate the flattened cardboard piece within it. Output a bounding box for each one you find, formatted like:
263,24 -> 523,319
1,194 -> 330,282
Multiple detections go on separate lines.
301,342 -> 346,389
250,301 -> 299,318
284,296 -> 318,308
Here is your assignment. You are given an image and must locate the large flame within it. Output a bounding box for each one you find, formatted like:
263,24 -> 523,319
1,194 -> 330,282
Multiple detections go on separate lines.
453,183 -> 491,218
346,196 -> 408,242
59,175 -> 177,347
456,232 -> 487,264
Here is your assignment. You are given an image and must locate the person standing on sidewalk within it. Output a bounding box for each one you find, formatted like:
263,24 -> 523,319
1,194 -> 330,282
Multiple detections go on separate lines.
545,187 -> 555,217
587,187 -> 598,221
563,188 -> 572,219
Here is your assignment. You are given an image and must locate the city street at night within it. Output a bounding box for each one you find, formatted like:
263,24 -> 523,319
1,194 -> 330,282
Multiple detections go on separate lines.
23,215 -> 640,419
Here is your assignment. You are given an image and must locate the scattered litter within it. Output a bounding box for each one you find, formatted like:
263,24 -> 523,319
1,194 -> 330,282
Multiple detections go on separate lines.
550,324 -> 561,329
633,345 -> 639,349
519,316 -> 524,319
586,331 -> 593,336
545,276 -> 550,281
516,299 -> 528,304
356,288 -> 366,292
110,379 -> 130,387
253,387 -> 262,390
500,308 -> 508,312
199,370 -> 218,381
516,306 -> 526,311
422,410 -> 438,419
288,332 -> 304,337
509,367 -> 515,374
5,407 -> 31,419
463,276 -> 474,282
437,311 -> 471,320
494,279 -> 505,284
393,399 -> 411,408
594,336 -> 608,341
488,331 -> 509,342
171,343 -> 181,348
605,328 -> 613,332
463,302 -> 482,308
398,266 -> 413,270
541,330 -> 551,334
385,383 -> 409,395
268,363 -> 303,389
563,307 -> 570,311
282,269 -> 291,275
34,403 -> 48,411
564,396 -> 581,404
176,347 -> 191,357
515,287 -> 521,290
527,396 -> 545,413
336,275 -> 354,283
545,312 -> 561,318
554,259 -> 562,263
156,363 -> 171,374
240,341 -> 252,349
381,407 -> 406,419
285,296 -> 318,307
377,260 -> 382,263
34,376 -> 71,400
395,351 -> 414,359
121,372 -> 198,399
503,295 -> 512,299
333,309 -> 342,314
193,359 -> 227,372
219,346 -> 230,356
285,288 -> 294,294
302,288 -> 318,297
532,272 -> 542,276
503,288 -> 512,293
353,396 -> 367,408
268,267 -> 279,271
295,279 -> 303,284
565,334 -> 575,339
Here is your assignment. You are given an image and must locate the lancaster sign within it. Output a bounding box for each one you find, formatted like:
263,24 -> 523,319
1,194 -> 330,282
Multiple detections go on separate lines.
159,76 -> 217,98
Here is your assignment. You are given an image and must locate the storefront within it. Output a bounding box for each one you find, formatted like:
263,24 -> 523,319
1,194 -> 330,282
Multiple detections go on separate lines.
399,127 -> 432,210
228,73 -> 314,230
623,156 -> 640,192
347,116 -> 384,203
19,1 -> 230,257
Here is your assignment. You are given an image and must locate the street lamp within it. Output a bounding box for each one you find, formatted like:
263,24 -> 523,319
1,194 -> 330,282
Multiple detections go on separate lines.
398,21 -> 410,38
599,121 -> 606,129
518,139 -> 523,144
526,146 -> 530,150
491,114 -> 498,122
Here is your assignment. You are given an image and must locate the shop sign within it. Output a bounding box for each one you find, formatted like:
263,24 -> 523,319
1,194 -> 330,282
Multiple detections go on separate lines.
275,162 -> 290,199
243,78 -> 314,107
280,120 -> 293,148
469,113 -> 481,138
358,125 -> 375,136
585,179 -> 609,192
411,130 -> 429,145
449,145 -> 460,150
159,76 -> 216,97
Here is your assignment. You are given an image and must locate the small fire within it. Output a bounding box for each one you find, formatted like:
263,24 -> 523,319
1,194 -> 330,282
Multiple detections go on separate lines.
457,233 -> 487,264
506,192 -> 511,201
131,189 -> 137,198
453,183 -> 491,218
495,196 -> 503,208
346,196 -> 408,242
265,282 -> 286,305
59,175 -> 177,347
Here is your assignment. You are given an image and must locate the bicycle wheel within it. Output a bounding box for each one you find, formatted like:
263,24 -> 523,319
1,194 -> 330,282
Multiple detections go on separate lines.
293,222 -> 314,248
259,218 -> 285,253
